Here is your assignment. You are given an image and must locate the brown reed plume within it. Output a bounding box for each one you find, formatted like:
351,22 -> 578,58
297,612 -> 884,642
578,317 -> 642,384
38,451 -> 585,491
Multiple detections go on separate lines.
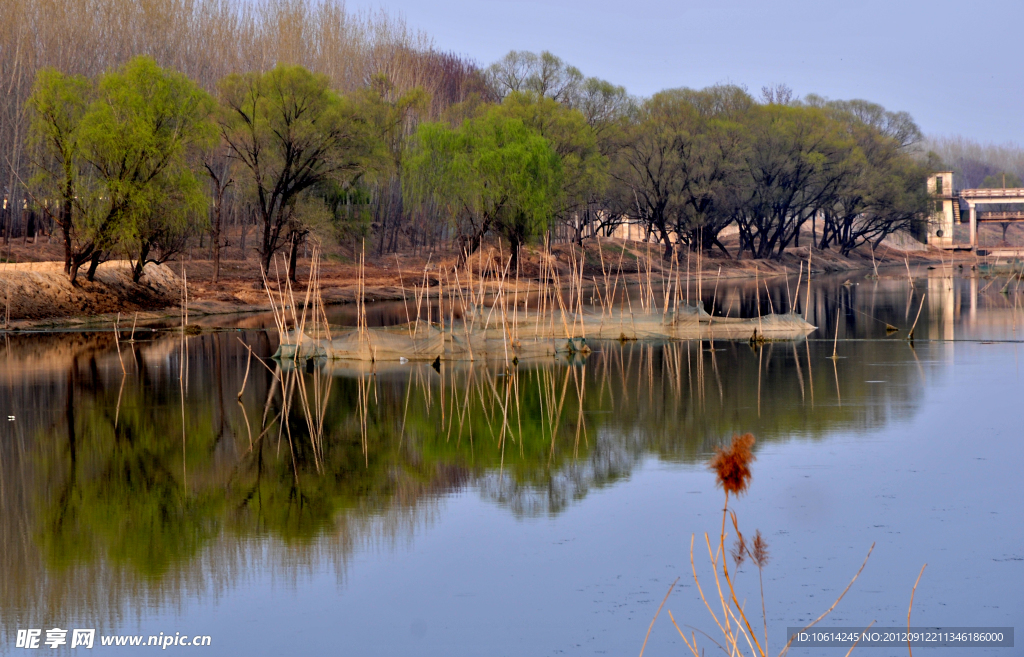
709,432 -> 755,497
751,529 -> 769,568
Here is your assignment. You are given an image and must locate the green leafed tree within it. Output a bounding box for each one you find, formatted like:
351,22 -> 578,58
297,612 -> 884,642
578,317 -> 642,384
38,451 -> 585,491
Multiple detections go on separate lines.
492,91 -> 607,243
354,74 -> 429,256
485,51 -> 583,104
813,100 -> 929,254
79,56 -> 216,282
28,58 -> 215,283
615,88 -> 749,260
217,65 -> 372,280
664,86 -> 751,256
732,103 -> 856,259
405,107 -> 562,266
981,172 -> 1023,189
25,68 -> 96,282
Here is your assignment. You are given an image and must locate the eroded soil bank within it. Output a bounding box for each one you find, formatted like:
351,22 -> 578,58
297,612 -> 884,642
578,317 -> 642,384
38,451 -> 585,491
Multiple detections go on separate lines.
0,260 -> 180,323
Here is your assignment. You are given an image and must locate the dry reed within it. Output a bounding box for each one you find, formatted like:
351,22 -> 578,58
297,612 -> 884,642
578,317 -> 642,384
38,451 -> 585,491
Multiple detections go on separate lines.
638,430 -> 925,657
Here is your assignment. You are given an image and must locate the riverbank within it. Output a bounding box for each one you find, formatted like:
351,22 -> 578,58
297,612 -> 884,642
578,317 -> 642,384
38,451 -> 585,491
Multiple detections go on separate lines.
0,237 -> 972,329
0,260 -> 180,326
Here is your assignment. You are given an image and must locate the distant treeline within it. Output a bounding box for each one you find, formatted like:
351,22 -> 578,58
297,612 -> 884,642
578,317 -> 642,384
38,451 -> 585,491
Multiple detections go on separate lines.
3,0 -> 936,282
922,136 -> 1024,190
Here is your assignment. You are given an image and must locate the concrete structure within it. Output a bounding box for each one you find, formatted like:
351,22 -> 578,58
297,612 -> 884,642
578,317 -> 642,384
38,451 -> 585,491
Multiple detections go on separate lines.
924,171 -> 956,248
922,172 -> 1024,253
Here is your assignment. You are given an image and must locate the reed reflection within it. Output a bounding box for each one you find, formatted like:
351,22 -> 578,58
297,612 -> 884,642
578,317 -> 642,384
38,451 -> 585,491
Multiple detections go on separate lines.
4,268 -> 1008,641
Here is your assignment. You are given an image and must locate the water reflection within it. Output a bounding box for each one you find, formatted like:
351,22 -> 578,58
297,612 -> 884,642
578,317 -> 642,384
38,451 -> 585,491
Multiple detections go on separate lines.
1,269 -> 1019,645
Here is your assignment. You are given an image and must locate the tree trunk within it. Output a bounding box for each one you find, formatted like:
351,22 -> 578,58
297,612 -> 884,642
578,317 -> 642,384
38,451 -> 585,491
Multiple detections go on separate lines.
259,207 -> 275,276
287,232 -> 300,283
211,203 -> 222,283
132,243 -> 150,283
658,225 -> 674,261
239,209 -> 248,260
508,234 -> 522,271
25,210 -> 35,245
86,251 -> 102,281
712,235 -> 731,258
61,188 -> 74,278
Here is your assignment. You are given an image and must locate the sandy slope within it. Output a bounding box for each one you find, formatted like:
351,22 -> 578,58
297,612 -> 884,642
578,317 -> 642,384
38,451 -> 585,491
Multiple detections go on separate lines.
0,260 -> 179,321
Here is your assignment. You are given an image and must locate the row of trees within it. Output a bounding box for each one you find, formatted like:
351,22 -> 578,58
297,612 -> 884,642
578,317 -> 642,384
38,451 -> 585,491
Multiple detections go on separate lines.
405,68 -> 932,262
1,0 -> 484,256
29,58 -> 405,282
13,3 -> 936,281
614,88 -> 931,259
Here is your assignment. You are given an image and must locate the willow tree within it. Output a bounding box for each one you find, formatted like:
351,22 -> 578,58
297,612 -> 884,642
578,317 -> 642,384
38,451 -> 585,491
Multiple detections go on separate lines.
27,57 -> 214,282
80,56 -> 216,282
25,68 -> 93,281
493,91 -> 607,243
811,100 -> 929,255
405,108 -> 562,266
615,87 -> 751,260
217,65 -> 372,279
733,103 -> 855,259
615,90 -> 702,260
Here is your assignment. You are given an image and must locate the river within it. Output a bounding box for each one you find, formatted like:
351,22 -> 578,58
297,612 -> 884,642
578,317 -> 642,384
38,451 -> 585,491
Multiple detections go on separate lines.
1,269 -> 1020,656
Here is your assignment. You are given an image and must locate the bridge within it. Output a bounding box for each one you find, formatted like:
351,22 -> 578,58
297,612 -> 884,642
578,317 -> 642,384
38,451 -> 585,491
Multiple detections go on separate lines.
925,173 -> 1024,253
960,187 -> 1024,250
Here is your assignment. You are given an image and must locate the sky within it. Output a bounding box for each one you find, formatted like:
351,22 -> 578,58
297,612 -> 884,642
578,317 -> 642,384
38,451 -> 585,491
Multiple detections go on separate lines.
346,0 -> 1023,144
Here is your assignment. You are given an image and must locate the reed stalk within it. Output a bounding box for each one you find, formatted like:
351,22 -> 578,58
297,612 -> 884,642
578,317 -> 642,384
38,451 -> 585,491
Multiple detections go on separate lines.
831,304 -> 842,360
755,265 -> 763,337
906,565 -> 927,657
804,250 -> 813,323
113,313 -> 125,373
697,239 -> 703,309
783,265 -> 792,312
794,262 -> 803,316
709,265 -> 722,329
907,292 -> 926,341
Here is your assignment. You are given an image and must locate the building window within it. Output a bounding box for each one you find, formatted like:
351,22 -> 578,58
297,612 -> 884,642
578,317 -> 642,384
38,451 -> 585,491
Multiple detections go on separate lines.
935,176 -> 944,194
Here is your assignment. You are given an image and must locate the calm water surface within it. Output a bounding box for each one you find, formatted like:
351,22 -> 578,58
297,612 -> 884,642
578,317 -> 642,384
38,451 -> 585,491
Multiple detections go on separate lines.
1,270 -> 1021,656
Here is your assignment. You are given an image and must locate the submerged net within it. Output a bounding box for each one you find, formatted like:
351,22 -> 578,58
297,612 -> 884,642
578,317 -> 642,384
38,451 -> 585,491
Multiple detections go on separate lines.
273,304 -> 816,363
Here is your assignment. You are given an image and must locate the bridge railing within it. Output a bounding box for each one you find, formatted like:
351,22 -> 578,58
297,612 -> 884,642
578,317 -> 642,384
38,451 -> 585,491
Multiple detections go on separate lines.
960,188 -> 1024,200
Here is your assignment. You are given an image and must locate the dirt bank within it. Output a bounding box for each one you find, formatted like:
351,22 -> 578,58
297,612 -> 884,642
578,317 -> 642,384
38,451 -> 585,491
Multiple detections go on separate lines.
0,260 -> 180,323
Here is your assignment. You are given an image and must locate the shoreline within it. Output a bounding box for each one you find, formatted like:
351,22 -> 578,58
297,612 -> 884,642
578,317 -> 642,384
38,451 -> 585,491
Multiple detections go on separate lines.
0,239 -> 977,331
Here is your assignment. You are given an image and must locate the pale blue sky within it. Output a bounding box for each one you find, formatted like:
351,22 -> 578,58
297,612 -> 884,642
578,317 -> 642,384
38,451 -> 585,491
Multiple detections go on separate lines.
348,0 -> 1023,144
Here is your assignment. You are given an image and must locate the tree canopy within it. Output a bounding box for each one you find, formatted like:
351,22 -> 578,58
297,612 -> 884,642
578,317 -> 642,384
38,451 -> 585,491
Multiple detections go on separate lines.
27,56 -> 215,282
218,64 -> 372,277
405,106 -> 562,264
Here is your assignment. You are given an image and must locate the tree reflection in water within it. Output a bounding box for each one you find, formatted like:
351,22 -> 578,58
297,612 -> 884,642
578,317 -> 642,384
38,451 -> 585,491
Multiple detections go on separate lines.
4,271 -> 985,640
